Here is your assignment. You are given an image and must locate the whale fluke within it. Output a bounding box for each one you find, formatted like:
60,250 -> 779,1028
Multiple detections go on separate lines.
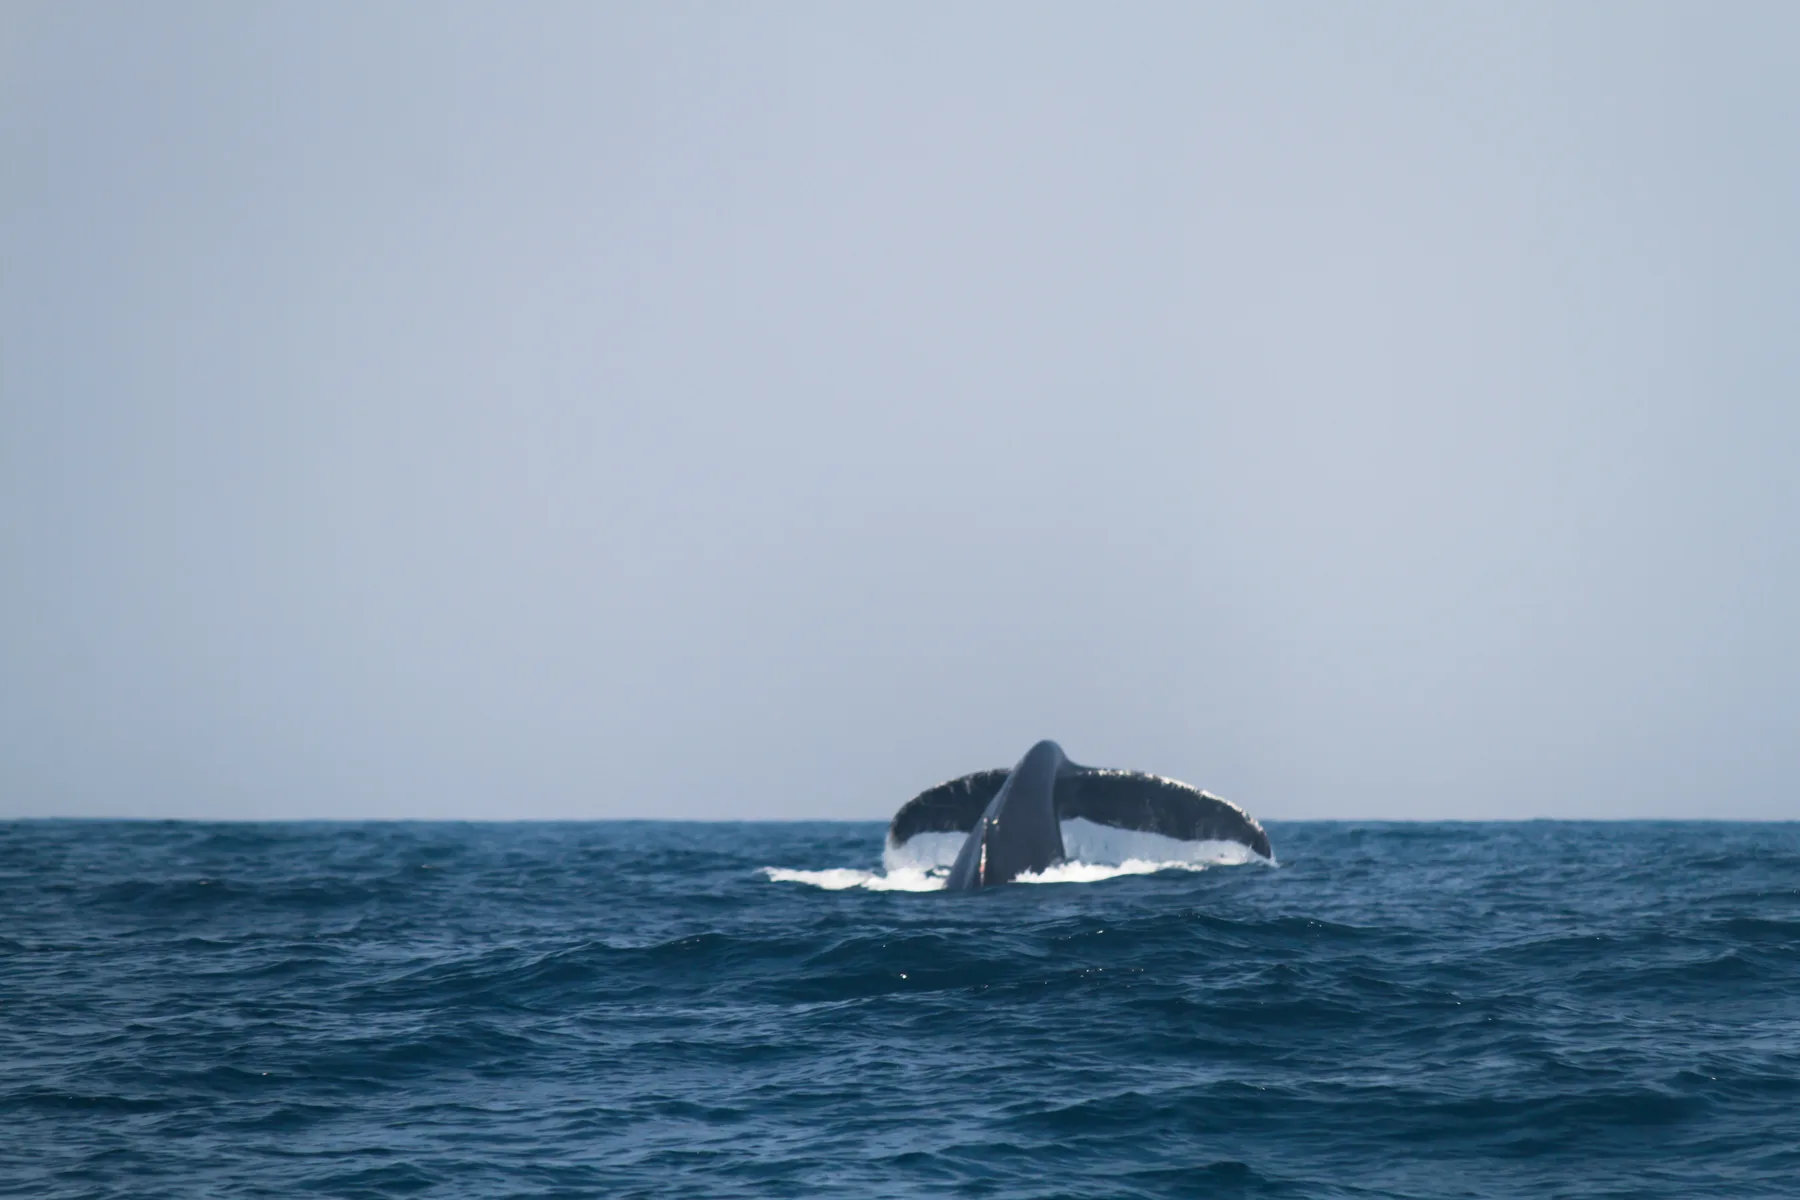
886,741 -> 1271,888
885,769 -> 1010,848
1057,770 -> 1271,861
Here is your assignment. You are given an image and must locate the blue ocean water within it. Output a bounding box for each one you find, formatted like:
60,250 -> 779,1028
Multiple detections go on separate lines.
3,820 -> 1797,1198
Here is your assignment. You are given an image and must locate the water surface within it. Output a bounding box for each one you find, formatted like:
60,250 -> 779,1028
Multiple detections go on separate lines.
4,820 -> 1796,1197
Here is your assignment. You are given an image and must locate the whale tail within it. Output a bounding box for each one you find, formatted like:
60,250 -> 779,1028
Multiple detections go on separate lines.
885,769 -> 1011,850
886,765 -> 1270,863
1056,769 -> 1271,861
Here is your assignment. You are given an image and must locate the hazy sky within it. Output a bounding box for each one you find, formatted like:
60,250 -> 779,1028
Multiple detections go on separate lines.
3,3 -> 1796,820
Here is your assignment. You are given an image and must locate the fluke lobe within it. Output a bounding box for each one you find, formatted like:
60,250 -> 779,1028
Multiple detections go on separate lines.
888,740 -> 1271,890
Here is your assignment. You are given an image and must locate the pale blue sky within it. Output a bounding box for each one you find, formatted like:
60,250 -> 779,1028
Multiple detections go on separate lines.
3,3 -> 1796,819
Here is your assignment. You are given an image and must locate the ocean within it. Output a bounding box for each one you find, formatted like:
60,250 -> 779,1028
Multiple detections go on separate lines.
3,820 -> 1797,1198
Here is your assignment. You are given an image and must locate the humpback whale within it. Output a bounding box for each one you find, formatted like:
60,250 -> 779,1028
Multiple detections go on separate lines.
887,740 -> 1271,890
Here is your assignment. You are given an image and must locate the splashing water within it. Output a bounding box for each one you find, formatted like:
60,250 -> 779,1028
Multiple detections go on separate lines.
763,818 -> 1272,891
761,865 -> 947,891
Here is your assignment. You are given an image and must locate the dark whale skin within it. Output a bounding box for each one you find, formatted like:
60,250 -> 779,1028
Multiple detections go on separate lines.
944,740 -> 1073,890
893,739 -> 1273,890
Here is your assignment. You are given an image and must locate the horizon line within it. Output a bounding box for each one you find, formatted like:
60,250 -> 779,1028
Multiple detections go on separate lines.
4,815 -> 1796,825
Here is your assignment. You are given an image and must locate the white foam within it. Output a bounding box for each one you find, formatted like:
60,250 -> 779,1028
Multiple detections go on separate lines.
766,816 -> 1274,892
881,831 -> 967,874
1020,856 -> 1248,883
761,866 -> 947,892
765,818 -> 1272,892
760,859 -> 1221,891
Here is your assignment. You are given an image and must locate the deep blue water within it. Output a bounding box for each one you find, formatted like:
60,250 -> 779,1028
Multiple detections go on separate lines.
4,820 -> 1798,1198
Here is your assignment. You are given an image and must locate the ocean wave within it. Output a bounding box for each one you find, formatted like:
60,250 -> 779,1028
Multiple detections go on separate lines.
6,818 -> 1799,1199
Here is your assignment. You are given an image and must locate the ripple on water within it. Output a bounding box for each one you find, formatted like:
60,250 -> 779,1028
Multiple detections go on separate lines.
2,819 -> 1797,1198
